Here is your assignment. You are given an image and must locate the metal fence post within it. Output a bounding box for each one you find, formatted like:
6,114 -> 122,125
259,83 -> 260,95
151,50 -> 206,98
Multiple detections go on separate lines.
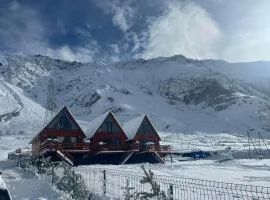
51,165 -> 55,186
103,170 -> 106,196
125,179 -> 130,200
170,151 -> 173,163
76,167 -> 270,200
169,184 -> 173,200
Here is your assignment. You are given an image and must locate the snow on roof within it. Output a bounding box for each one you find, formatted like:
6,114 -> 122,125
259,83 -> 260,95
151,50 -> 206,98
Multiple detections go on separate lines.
123,114 -> 145,140
85,111 -> 111,139
0,175 -> 7,190
29,106 -> 67,144
30,106 -> 85,144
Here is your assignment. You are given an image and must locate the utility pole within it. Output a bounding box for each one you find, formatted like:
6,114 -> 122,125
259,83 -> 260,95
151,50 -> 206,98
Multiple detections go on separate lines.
247,129 -> 252,159
257,132 -> 262,159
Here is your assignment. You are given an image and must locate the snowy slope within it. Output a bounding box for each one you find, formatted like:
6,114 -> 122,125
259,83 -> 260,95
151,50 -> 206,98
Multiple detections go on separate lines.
0,54 -> 270,153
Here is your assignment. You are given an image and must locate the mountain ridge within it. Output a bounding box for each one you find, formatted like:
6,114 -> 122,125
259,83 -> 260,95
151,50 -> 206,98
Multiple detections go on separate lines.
0,54 -> 270,141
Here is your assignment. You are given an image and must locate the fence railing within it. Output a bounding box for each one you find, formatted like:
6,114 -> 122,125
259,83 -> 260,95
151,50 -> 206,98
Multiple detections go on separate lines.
74,167 -> 270,200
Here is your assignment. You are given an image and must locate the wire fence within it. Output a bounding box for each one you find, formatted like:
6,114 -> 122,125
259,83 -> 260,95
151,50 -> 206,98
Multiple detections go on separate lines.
74,167 -> 270,200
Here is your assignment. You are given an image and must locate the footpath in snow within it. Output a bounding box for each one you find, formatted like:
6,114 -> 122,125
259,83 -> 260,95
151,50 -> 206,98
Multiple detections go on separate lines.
0,160 -> 60,200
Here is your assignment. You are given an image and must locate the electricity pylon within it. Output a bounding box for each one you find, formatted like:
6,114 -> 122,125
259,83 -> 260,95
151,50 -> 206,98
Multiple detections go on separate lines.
43,78 -> 56,127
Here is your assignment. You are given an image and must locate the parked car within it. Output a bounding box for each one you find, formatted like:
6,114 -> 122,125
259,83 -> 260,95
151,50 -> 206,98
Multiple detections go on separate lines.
0,172 -> 12,200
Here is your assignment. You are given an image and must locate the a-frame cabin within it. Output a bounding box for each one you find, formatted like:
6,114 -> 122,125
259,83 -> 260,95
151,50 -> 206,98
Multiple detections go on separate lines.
83,111 -> 129,164
122,115 -> 170,164
85,111 -> 128,151
30,106 -> 86,157
123,115 -> 161,151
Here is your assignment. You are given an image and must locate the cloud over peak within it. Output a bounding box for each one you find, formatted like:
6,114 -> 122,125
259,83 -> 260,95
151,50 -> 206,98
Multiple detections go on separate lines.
0,0 -> 269,63
141,1 -> 221,60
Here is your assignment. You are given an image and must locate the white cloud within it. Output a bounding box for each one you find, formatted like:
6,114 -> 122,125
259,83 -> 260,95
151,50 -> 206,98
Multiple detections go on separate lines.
45,46 -> 94,63
141,0 -> 270,62
221,28 -> 270,62
95,0 -> 135,33
0,3 -> 46,54
2,0 -> 270,63
0,3 -> 97,63
141,1 -> 221,60
9,1 -> 19,11
111,6 -> 133,32
218,0 -> 270,62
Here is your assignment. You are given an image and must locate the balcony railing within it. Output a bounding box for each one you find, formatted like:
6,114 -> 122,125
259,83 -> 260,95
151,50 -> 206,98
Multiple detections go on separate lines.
40,141 -> 90,153
39,140 -> 171,154
92,143 -> 128,152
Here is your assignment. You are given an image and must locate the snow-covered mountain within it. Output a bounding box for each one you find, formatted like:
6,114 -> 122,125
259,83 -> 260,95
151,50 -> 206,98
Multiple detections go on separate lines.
1,54 -> 270,146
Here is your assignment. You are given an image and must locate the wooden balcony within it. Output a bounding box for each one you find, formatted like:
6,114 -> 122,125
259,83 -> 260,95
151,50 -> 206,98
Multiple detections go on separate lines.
39,140 -> 171,155
40,141 -> 90,153
92,143 -> 128,152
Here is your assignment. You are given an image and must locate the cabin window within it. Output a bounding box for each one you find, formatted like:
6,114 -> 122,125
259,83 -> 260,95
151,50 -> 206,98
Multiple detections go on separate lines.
98,115 -> 120,133
57,136 -> 64,142
62,136 -> 76,143
48,111 -> 77,130
138,121 -> 153,134
70,137 -> 76,142
63,136 -> 72,143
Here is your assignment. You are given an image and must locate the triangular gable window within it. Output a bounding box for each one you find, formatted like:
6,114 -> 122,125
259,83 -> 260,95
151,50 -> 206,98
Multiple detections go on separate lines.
48,111 -> 77,130
97,115 -> 120,133
137,118 -> 155,135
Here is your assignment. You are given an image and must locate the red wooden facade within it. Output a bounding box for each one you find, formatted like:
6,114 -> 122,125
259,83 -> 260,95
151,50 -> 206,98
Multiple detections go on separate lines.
30,106 -> 86,156
85,111 -> 128,151
123,115 -> 168,152
30,108 -> 171,160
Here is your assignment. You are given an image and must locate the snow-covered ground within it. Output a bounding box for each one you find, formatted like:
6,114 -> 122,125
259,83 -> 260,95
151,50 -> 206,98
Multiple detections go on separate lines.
0,135 -> 31,160
160,132 -> 270,152
1,157 -> 270,199
75,159 -> 270,187
0,54 -> 270,199
1,131 -> 269,161
0,160 -> 60,200
1,139 -> 270,199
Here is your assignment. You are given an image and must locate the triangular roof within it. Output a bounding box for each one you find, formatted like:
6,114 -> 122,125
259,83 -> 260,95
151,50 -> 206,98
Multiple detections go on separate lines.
123,114 -> 161,140
85,111 -> 126,139
0,174 -> 8,190
30,106 -> 85,144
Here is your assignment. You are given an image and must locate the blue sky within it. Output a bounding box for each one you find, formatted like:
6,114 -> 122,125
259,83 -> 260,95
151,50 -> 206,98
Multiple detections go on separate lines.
1,0 -> 270,63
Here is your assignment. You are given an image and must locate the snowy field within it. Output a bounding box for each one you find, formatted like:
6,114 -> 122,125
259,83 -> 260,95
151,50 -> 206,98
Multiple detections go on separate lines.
1,158 -> 270,199
0,135 -> 31,160
1,131 -> 270,161
1,132 -> 270,199
73,159 -> 270,199
75,159 -> 270,187
0,160 -> 60,200
160,132 -> 270,152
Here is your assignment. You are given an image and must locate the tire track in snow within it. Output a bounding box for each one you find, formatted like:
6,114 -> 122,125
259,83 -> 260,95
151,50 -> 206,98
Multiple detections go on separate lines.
0,80 -> 24,122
